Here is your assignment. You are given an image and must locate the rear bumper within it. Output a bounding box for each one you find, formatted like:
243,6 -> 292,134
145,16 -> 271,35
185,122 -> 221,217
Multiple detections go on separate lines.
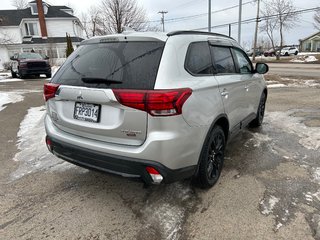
47,136 -> 197,184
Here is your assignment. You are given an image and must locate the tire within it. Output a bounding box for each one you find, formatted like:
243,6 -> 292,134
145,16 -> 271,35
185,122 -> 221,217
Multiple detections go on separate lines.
250,92 -> 266,128
197,125 -> 225,189
46,74 -> 52,78
11,70 -> 17,78
285,52 -> 289,56
294,51 -> 298,55
18,71 -> 25,79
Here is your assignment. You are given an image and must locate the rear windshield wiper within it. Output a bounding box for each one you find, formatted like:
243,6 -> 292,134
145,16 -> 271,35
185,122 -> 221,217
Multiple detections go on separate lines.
81,77 -> 122,85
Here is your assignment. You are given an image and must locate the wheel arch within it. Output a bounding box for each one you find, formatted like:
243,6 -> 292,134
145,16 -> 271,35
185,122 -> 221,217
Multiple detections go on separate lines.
194,114 -> 229,177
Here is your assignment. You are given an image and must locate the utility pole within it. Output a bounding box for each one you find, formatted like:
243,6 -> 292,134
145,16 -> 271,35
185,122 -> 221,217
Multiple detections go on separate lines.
238,0 -> 242,44
252,0 -> 261,61
208,0 -> 211,32
229,24 -> 231,37
158,11 -> 168,32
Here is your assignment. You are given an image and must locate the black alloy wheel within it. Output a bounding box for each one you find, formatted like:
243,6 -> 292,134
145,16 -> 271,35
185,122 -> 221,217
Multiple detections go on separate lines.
250,92 -> 266,127
198,125 -> 225,188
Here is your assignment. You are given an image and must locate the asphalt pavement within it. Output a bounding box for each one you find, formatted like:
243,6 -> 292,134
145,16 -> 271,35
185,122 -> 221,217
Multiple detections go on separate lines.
267,63 -> 320,78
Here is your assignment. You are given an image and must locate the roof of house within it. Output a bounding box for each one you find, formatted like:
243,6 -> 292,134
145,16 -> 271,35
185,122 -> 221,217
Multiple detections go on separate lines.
22,36 -> 84,44
0,5 -> 75,26
299,31 -> 320,42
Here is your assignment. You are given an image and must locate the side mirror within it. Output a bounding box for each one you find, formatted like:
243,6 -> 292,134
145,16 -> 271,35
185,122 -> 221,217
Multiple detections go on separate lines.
45,56 -> 50,60
10,56 -> 16,60
255,63 -> 269,74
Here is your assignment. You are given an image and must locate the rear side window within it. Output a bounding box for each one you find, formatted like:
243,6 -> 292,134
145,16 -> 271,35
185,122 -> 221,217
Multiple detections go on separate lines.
210,46 -> 236,74
185,42 -> 214,75
51,41 -> 165,90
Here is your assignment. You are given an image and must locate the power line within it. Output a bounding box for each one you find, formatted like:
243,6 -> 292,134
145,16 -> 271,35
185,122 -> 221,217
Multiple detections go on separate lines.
142,0 -> 257,24
192,6 -> 320,31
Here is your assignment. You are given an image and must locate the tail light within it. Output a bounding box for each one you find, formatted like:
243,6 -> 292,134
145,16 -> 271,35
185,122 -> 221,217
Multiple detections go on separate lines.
44,83 -> 60,101
112,88 -> 192,116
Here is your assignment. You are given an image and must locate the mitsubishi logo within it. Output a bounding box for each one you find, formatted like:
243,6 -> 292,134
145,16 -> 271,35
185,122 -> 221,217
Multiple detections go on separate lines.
77,91 -> 83,100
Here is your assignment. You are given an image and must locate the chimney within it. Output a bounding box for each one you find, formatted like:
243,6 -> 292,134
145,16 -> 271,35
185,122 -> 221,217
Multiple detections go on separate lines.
36,0 -> 48,38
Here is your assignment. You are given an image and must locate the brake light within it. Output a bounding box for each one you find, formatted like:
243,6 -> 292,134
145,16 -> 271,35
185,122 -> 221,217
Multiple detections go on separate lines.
112,88 -> 192,116
43,83 -> 60,101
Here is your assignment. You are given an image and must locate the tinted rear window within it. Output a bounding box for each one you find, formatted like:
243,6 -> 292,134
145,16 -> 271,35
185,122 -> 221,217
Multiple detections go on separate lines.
185,42 -> 214,75
51,41 -> 165,90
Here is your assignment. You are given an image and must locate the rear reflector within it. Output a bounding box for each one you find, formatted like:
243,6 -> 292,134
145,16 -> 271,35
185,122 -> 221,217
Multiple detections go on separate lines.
146,167 -> 163,184
45,136 -> 53,152
112,88 -> 192,116
44,83 -> 60,101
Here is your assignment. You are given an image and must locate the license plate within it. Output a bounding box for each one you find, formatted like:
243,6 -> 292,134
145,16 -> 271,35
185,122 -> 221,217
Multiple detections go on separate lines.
74,102 -> 100,123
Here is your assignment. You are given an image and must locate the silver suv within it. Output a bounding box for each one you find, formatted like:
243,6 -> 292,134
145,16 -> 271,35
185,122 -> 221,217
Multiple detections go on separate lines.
44,31 -> 268,188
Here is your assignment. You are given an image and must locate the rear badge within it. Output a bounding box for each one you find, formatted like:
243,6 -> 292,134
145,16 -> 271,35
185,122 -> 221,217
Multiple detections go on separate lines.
121,129 -> 142,137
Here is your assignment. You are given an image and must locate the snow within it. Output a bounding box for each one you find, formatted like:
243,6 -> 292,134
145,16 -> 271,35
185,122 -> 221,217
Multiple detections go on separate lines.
11,106 -> 84,181
260,195 -> 280,215
290,55 -> 318,63
245,132 -> 271,148
0,79 -> 23,83
313,168 -> 320,184
51,65 -> 60,77
267,83 -> 287,88
140,183 -> 194,240
0,91 -> 24,111
266,77 -> 320,88
0,72 -> 11,80
266,111 -> 320,150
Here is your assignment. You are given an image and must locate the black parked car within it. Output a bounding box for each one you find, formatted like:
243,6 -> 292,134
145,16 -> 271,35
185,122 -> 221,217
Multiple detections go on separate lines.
10,52 -> 51,78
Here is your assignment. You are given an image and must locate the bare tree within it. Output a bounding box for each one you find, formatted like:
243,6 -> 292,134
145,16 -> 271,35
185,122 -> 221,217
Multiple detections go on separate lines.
0,30 -> 15,44
260,6 -> 278,51
261,0 -> 299,59
11,0 -> 28,9
314,9 -> 320,30
81,6 -> 105,38
99,0 -> 148,34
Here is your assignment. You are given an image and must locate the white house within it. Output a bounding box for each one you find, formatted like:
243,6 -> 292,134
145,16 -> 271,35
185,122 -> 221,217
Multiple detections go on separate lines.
0,0 -> 84,69
299,31 -> 320,52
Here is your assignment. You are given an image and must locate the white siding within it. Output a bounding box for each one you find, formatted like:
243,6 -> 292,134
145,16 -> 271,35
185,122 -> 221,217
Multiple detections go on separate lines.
46,19 -> 78,37
0,27 -> 22,43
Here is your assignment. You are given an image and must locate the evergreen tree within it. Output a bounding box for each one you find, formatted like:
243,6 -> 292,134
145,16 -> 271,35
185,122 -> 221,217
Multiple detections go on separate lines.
66,33 -> 74,57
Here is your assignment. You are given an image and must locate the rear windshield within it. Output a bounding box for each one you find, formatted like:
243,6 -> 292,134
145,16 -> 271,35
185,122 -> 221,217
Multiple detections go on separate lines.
51,41 -> 165,90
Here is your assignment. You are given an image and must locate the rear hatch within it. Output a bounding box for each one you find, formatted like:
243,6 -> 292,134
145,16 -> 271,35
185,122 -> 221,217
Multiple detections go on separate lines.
47,39 -> 165,146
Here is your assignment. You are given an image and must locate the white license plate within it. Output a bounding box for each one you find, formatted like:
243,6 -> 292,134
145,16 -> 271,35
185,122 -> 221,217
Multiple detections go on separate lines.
74,102 -> 100,123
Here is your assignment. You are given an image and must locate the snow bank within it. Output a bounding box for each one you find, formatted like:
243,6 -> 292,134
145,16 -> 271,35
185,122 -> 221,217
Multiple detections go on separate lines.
11,106 -> 83,181
0,72 -> 11,80
0,91 -> 24,111
290,55 -> 318,63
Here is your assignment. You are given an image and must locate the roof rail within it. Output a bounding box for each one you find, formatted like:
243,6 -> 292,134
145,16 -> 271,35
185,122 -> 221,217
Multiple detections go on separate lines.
167,30 -> 235,40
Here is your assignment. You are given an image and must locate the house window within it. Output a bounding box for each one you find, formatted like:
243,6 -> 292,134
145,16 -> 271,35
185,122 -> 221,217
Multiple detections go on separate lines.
31,4 -> 38,14
30,3 -> 48,15
25,23 -> 39,36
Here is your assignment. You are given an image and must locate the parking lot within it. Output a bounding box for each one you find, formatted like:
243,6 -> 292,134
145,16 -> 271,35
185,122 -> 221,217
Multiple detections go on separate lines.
0,69 -> 320,239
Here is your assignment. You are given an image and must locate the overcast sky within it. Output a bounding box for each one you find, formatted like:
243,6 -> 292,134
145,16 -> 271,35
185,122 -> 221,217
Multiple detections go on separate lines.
1,0 -> 319,48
